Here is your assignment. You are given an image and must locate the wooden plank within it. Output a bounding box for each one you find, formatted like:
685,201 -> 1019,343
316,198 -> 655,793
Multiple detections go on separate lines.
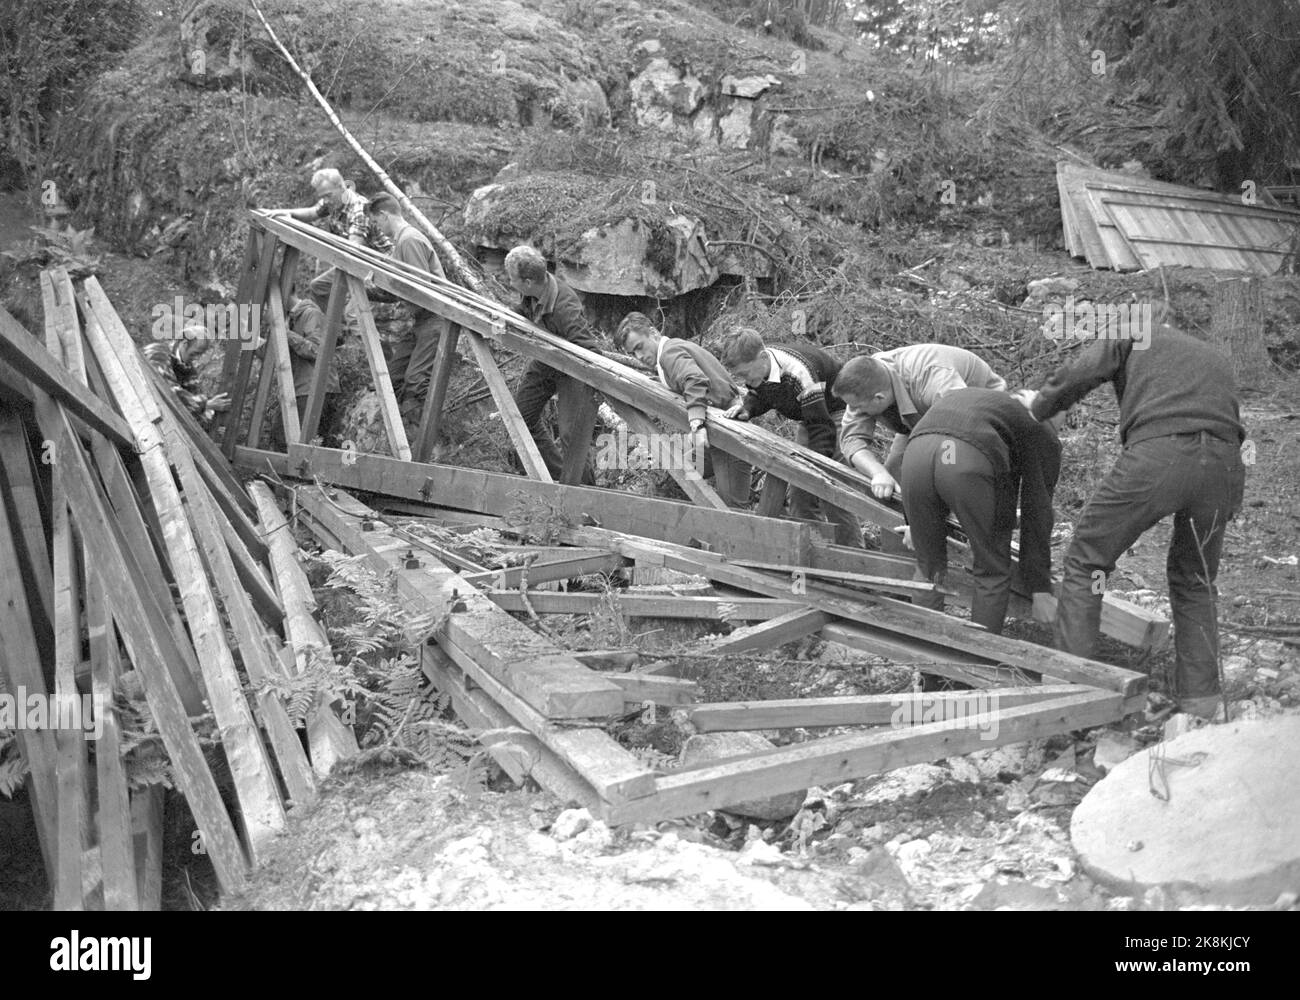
422,644 -> 600,809
604,671 -> 699,708
608,690 -> 1125,825
79,278 -> 288,858
757,473 -> 787,517
0,306 -> 135,450
46,404 -> 248,892
413,322 -> 460,461
483,591 -> 804,620
215,231 -> 262,428
683,684 -> 1091,731
129,785 -> 164,911
266,444 -> 815,564
223,232 -> 279,456
84,558 -> 138,911
346,274 -> 412,461
465,330 -> 549,480
47,413 -> 88,910
821,620 -> 1023,687
262,285 -> 303,448
461,550 -> 626,588
248,481 -> 358,776
732,559 -> 950,598
296,487 -> 628,721
705,609 -> 830,654
300,270 -> 346,444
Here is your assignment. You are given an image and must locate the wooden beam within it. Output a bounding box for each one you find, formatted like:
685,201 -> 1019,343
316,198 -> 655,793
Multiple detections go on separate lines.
413,322 -> 460,461
732,559 -> 951,598
264,443 -> 815,564
461,550 -> 626,588
465,330 -> 550,480
705,609 -> 830,654
223,232 -> 279,456
261,282 -> 304,449
608,400 -> 728,510
604,671 -> 699,709
248,481 -> 358,776
0,306 -> 135,450
0,407 -> 55,663
84,555 -> 138,910
346,275 -> 412,461
483,591 -> 805,620
300,270 -> 345,445
215,231 -> 263,438
607,690 -> 1125,825
129,785 -> 164,911
682,684 -> 1091,732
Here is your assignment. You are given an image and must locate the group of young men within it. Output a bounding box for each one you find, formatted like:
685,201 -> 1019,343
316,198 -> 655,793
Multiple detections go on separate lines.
248,169 -> 1245,721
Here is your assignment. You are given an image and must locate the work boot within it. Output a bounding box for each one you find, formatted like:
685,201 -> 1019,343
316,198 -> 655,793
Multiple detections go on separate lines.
1178,694 -> 1226,721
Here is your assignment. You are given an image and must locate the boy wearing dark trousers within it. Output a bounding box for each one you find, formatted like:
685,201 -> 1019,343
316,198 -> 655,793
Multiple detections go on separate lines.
506,245 -> 600,483
1017,323 -> 1247,719
902,388 -> 1061,634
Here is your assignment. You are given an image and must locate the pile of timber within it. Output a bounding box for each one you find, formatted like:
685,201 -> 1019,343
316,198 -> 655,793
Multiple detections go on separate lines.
288,481 -> 1148,826
0,269 -> 357,909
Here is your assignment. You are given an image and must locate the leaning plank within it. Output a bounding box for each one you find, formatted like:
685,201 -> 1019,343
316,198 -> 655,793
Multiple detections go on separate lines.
0,446 -> 59,881
47,405 -> 248,892
704,609 -> 830,654
608,690 -> 1125,825
0,306 -> 135,449
820,621 -> 1021,688
161,417 -> 316,807
80,280 -> 287,856
129,785 -> 164,911
0,407 -> 55,660
300,270 -> 346,444
48,430 -> 87,911
682,685 -> 1088,732
263,286 -> 303,447
465,330 -> 550,480
271,443 -> 816,563
732,559 -> 951,598
413,321 -> 460,461
346,275 -> 412,460
248,481 -> 358,776
222,232 -> 280,456
85,564 -> 138,910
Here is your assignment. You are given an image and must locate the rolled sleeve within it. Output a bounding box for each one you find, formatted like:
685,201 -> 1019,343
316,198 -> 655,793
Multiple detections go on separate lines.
838,405 -> 878,462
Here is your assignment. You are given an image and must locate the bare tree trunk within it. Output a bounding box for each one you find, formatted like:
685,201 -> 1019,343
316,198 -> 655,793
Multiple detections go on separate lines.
245,0 -> 486,296
1210,275 -> 1270,387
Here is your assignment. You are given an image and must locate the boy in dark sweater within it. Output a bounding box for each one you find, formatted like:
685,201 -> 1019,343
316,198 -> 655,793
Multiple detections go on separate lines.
902,388 -> 1061,634
506,245 -> 601,483
718,328 -> 863,546
1017,322 -> 1247,719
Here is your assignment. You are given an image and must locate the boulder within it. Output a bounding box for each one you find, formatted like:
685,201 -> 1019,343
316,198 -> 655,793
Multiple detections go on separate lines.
679,732 -> 804,821
629,57 -> 705,130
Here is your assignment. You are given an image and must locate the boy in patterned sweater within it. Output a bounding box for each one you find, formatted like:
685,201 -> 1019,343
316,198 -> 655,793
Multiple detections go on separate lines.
718,328 -> 862,547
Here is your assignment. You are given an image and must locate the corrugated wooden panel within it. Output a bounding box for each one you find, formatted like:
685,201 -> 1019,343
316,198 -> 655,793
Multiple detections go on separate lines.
1099,192 -> 1298,275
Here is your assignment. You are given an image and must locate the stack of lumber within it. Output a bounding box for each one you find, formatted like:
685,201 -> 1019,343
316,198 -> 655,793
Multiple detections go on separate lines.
1057,161 -> 1300,274
287,483 -> 1146,825
0,269 -> 356,909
